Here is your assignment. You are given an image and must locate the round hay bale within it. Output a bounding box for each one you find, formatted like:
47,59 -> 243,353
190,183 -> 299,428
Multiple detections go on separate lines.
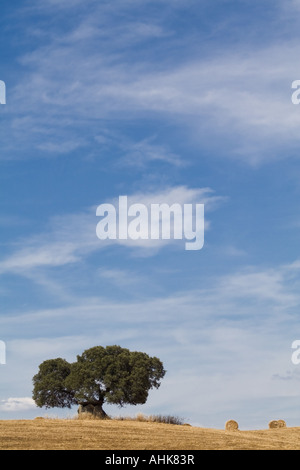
269,420 -> 280,429
277,420 -> 287,429
225,420 -> 239,431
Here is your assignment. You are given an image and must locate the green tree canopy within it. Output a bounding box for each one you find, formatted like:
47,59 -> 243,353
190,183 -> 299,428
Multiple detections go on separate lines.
32,345 -> 166,417
32,358 -> 75,409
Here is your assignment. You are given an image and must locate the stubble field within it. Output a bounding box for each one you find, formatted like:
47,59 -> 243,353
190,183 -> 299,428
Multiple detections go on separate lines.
0,419 -> 299,450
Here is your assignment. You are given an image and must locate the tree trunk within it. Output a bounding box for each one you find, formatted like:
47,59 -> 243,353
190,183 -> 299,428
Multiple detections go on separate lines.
94,404 -> 108,419
78,402 -> 109,419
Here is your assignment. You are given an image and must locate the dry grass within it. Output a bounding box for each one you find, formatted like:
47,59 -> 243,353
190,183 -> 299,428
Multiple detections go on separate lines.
0,419 -> 299,450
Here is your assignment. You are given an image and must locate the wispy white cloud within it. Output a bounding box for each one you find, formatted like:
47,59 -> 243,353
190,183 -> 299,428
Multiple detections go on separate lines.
3,1 -> 300,165
0,186 -> 222,276
0,398 -> 36,412
217,267 -> 299,307
97,268 -> 147,290
221,245 -> 247,257
119,139 -> 184,168
1,259 -> 299,336
0,242 -> 81,274
37,140 -> 84,154
94,133 -> 184,168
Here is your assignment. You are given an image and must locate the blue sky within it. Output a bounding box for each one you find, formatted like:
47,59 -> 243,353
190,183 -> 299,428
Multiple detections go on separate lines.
1,0 -> 300,429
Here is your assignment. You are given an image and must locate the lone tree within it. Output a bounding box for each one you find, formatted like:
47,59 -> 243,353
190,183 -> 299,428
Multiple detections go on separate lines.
32,345 -> 166,418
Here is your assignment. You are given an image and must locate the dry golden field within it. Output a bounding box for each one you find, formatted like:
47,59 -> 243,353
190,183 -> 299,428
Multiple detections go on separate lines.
0,419 -> 299,450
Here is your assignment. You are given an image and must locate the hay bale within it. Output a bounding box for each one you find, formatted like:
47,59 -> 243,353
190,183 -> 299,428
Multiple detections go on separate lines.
269,420 -> 287,429
269,420 -> 279,429
277,420 -> 287,429
225,420 -> 239,431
